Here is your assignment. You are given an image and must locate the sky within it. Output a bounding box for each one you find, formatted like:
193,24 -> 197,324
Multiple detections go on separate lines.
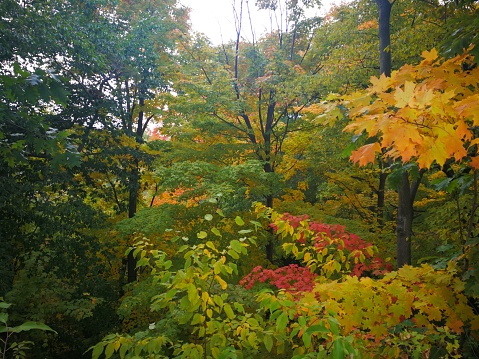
178,0 -> 333,45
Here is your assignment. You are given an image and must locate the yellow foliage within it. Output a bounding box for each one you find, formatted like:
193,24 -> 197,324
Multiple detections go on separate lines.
341,48 -> 479,169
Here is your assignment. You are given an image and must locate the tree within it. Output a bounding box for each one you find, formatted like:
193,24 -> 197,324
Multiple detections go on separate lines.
50,0 -> 188,282
344,48 -> 479,268
163,0 -> 322,261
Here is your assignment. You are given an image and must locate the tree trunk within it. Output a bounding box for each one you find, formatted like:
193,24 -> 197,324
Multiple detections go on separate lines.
377,165 -> 388,226
126,97 -> 145,283
375,0 -> 393,228
396,172 -> 413,267
376,0 -> 393,77
265,193 -> 275,262
376,0 -> 422,267
127,159 -> 140,283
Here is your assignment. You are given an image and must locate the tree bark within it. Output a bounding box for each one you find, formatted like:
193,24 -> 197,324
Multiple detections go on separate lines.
126,96 -> 145,283
375,0 -> 423,267
396,172 -> 413,267
376,0 -> 393,77
375,0 -> 393,228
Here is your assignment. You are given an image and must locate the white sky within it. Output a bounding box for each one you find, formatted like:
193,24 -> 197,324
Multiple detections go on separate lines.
179,0 -> 332,45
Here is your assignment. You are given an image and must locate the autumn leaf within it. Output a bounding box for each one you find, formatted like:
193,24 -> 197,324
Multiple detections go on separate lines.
420,48 -> 439,64
394,81 -> 416,108
470,156 -> 479,169
350,143 -> 382,166
370,74 -> 391,94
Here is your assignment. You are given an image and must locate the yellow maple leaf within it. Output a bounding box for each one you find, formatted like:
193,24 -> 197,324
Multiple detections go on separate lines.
370,73 -> 391,94
420,48 -> 439,64
437,124 -> 468,161
350,142 -> 382,166
454,94 -> 479,126
394,81 -> 416,108
417,137 -> 448,168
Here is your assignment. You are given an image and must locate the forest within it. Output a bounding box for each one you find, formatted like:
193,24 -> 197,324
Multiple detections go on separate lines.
1,0 -> 479,357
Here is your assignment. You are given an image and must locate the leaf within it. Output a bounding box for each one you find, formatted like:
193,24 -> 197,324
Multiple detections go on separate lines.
91,343 -> 105,359
0,302 -> 12,309
234,216 -> 245,226
331,338 -> 345,359
211,227 -> 222,237
263,334 -> 273,352
421,48 -> 439,64
204,214 -> 213,221
305,323 -> 330,335
8,321 -> 57,333
104,342 -> 115,358
230,239 -> 242,253
394,81 -> 416,108
215,275 -> 228,290
302,331 -> 312,348
350,142 -> 381,166
276,312 -> 289,331
197,231 -> 207,239
223,303 -> 235,320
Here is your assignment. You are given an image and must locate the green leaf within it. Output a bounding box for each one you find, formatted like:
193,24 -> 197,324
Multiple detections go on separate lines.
206,241 -> 217,251
234,216 -> 245,226
197,231 -> 207,239
0,313 -> 8,324
211,227 -> 222,237
302,331 -> 312,348
204,214 -> 213,221
223,303 -> 235,320
276,312 -> 289,331
91,343 -> 105,359
327,317 -> 340,336
104,342 -> 115,358
227,249 -> 239,259
305,323 -> 330,335
0,302 -> 12,309
331,338 -> 345,359
230,239 -> 242,253
8,321 -> 57,334
263,334 -> 273,352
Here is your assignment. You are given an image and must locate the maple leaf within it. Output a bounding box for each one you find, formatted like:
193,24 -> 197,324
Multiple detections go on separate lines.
470,156 -> 479,169
350,142 -> 382,166
446,317 -> 464,333
454,119 -> 472,141
420,48 -> 439,65
369,74 -> 391,94
417,137 -> 448,168
389,303 -> 407,322
454,94 -> 479,126
471,315 -> 479,330
394,81 -> 416,108
438,124 -> 468,161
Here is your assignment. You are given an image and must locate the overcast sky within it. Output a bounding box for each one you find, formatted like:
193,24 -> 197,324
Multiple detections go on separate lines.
178,0 -> 331,45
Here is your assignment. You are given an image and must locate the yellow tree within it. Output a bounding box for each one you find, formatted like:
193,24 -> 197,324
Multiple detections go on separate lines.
343,48 -> 479,268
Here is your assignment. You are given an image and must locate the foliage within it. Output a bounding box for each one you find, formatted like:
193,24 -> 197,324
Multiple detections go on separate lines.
90,212 -> 362,359
90,207 -> 479,358
0,299 -> 57,359
343,48 -> 479,170
253,204 -> 392,279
